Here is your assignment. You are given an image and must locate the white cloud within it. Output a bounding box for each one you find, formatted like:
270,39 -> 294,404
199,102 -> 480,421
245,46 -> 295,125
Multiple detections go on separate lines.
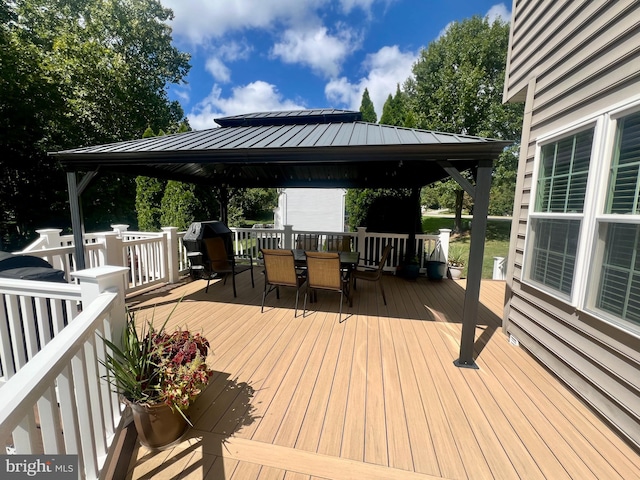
338,0 -> 396,14
205,57 -> 231,83
161,0 -> 324,46
325,45 -> 417,118
202,41 -> 253,84
271,26 -> 360,78
438,4 -> 511,38
486,3 -> 511,23
187,81 -> 306,130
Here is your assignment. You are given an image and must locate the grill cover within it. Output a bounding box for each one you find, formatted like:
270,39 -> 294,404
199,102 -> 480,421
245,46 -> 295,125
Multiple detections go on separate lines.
0,251 -> 67,282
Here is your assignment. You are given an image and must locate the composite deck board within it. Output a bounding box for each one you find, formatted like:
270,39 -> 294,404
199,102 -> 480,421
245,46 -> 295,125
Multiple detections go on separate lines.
125,275 -> 640,480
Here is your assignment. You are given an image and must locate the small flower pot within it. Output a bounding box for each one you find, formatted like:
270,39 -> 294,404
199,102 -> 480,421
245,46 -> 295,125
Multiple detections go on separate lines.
448,265 -> 463,280
128,401 -> 188,449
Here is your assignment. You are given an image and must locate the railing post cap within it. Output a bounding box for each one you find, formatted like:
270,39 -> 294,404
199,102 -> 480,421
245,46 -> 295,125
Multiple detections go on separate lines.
35,228 -> 63,234
72,266 -> 129,282
439,229 -> 452,233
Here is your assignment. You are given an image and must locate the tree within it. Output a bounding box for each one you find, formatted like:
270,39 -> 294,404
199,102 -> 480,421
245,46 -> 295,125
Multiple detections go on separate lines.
159,182 -> 218,231
0,0 -> 190,249
359,88 -> 377,123
228,188 -> 279,226
406,15 -> 523,229
380,85 -> 410,127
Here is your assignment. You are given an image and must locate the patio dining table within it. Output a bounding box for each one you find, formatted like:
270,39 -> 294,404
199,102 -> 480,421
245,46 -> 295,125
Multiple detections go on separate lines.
292,249 -> 360,306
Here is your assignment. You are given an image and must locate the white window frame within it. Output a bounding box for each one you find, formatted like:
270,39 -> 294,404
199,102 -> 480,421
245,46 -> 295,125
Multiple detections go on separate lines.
584,103 -> 640,336
522,120 -> 601,303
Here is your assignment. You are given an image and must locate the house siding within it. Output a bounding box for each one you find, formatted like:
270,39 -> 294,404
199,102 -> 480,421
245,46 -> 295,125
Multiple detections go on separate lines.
503,0 -> 640,448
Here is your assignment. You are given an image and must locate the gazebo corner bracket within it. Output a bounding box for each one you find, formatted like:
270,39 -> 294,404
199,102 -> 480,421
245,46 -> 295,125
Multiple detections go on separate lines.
438,161 -> 475,198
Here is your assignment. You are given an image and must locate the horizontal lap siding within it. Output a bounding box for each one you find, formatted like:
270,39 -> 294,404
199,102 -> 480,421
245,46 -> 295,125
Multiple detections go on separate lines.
504,0 -> 640,449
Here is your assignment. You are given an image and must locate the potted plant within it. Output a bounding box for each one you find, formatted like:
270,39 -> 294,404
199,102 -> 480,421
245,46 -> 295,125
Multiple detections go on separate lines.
398,255 -> 421,280
426,242 -> 447,280
447,244 -> 467,280
101,306 -> 214,449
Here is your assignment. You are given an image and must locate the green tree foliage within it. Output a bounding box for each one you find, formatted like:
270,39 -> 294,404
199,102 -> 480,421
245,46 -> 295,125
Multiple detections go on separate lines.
0,0 -> 190,249
136,127 -> 166,231
408,16 -> 521,139
406,15 -> 523,226
228,188 -> 278,227
346,188 -> 420,233
359,88 -> 377,123
136,176 -> 166,231
159,181 -> 218,231
380,85 -> 410,127
488,145 -> 519,216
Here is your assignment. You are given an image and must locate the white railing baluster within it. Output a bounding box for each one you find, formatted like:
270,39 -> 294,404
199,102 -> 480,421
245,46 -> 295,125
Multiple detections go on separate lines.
7,295 -> 26,370
34,297 -> 51,346
72,348 -> 99,480
13,412 -> 39,454
57,364 -> 83,464
38,386 -> 65,453
20,296 -> 40,359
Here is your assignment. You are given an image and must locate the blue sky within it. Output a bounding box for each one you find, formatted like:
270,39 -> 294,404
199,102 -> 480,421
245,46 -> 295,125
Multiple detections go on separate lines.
160,1 -> 511,130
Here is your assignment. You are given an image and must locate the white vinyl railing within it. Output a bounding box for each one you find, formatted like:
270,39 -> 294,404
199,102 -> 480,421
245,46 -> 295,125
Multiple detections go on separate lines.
18,225 -> 451,294
0,267 -> 129,480
232,226 -> 451,272
21,226 -> 189,295
0,279 -> 82,381
493,256 -> 508,280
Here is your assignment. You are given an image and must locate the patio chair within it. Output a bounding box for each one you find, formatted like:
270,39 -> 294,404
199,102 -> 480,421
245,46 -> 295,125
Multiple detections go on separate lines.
303,251 -> 350,322
352,243 -> 393,305
202,237 -> 254,297
261,249 -> 307,316
326,235 -> 352,252
295,233 -> 319,251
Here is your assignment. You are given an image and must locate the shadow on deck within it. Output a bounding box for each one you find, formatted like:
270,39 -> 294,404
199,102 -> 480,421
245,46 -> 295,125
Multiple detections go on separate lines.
118,273 -> 639,480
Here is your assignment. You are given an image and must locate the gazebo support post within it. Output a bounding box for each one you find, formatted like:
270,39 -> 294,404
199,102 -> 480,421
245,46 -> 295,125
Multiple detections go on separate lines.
67,171 -> 98,272
218,187 -> 229,225
455,160 -> 493,369
404,186 -> 421,264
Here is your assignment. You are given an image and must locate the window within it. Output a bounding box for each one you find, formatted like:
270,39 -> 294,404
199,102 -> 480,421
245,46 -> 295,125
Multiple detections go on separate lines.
591,110 -> 640,328
606,111 -> 640,214
524,128 -> 594,297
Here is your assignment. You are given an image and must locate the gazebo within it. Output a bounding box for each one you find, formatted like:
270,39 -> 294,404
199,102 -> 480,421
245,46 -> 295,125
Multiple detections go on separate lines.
50,109 -> 512,368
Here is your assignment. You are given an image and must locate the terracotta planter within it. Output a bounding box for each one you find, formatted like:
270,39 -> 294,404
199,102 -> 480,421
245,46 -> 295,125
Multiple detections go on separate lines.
128,401 -> 188,449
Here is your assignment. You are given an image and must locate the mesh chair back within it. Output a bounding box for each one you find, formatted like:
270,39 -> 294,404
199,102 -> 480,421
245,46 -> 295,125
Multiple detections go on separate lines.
262,249 -> 299,287
296,234 -> 319,251
305,251 -> 342,291
203,237 -> 231,271
377,244 -> 393,272
326,236 -> 351,252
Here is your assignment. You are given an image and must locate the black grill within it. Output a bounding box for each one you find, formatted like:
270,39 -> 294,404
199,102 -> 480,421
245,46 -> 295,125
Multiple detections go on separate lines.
0,251 -> 66,282
183,221 -> 234,274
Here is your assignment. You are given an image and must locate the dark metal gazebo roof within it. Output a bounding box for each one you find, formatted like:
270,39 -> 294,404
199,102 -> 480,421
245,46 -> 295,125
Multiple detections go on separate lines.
51,109 -> 510,189
51,109 -> 513,370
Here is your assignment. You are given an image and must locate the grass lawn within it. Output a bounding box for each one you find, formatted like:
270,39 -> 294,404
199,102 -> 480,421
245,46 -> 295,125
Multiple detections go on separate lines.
422,215 -> 511,279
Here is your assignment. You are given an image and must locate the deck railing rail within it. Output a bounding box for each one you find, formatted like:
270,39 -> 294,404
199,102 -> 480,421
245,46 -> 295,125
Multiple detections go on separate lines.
0,267 -> 129,480
18,225 -> 451,293
231,225 -> 451,272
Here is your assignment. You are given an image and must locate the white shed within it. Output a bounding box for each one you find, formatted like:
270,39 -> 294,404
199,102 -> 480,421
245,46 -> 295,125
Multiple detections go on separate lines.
274,188 -> 346,232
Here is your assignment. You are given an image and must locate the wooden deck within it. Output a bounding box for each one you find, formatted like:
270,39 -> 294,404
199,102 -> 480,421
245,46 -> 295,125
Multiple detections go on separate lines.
121,272 -> 640,479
